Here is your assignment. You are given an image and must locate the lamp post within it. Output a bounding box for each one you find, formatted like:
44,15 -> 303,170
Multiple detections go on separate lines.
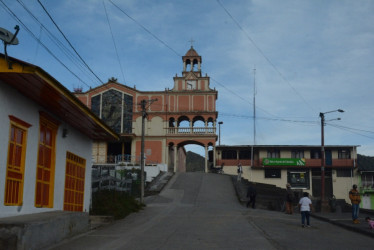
218,121 -> 223,146
320,109 -> 344,212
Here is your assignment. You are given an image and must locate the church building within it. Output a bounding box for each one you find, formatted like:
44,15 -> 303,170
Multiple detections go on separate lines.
75,47 -> 218,173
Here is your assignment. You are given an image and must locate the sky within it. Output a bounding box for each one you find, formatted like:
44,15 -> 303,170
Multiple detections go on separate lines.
1,0 -> 374,156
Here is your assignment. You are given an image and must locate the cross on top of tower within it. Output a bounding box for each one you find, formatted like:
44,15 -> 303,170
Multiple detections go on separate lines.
189,38 -> 195,47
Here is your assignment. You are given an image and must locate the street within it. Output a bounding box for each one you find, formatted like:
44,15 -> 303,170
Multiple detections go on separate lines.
47,173 -> 374,250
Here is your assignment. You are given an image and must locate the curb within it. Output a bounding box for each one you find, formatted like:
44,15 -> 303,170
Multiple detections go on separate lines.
311,214 -> 374,238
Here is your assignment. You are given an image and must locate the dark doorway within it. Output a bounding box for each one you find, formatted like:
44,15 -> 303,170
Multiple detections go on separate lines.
325,150 -> 332,166
311,169 -> 333,198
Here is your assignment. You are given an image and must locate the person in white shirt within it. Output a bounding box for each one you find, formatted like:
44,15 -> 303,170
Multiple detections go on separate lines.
298,192 -> 313,227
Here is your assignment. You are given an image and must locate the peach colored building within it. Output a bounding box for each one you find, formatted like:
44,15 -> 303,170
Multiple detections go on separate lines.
75,47 -> 218,173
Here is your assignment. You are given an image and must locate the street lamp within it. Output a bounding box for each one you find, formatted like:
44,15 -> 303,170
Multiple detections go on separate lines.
218,121 -> 223,146
320,109 -> 344,212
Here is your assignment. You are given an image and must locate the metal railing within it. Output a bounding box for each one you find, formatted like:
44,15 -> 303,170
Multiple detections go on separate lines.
91,165 -> 142,195
93,154 -> 159,165
167,127 -> 216,134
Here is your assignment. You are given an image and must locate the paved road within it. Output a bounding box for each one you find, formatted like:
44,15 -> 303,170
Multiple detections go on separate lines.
47,173 -> 374,250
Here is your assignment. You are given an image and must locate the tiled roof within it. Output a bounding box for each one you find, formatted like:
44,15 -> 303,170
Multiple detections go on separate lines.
185,46 -> 199,57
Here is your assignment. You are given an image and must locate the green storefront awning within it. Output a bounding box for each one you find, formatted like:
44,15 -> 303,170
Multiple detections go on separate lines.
263,158 -> 305,166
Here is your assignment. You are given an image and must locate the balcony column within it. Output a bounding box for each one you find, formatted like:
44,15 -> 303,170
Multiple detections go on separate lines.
213,146 -> 216,168
173,145 -> 177,172
205,145 -> 208,173
190,120 -> 193,134
205,120 -> 208,133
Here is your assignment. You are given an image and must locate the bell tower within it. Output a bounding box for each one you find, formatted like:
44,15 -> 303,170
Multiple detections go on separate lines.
182,46 -> 202,77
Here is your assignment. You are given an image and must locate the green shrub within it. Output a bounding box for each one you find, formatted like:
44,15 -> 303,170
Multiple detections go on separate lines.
90,190 -> 144,219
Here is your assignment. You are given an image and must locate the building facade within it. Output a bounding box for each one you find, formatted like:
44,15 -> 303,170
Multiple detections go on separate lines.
216,145 -> 359,203
75,47 -> 218,173
0,54 -> 118,218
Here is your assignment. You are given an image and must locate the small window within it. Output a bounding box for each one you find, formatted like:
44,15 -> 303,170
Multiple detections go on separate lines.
310,150 -> 320,159
336,169 -> 352,177
267,149 -> 280,158
239,150 -> 251,159
338,149 -> 351,159
265,168 -> 281,178
222,150 -> 237,160
361,172 -> 374,187
291,149 -> 304,159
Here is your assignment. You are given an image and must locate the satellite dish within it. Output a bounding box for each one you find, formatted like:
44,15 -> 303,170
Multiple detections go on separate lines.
0,26 -> 19,45
1,25 -> 20,69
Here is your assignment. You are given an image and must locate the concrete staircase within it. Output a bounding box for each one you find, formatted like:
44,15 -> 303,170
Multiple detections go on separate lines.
233,177 -> 289,211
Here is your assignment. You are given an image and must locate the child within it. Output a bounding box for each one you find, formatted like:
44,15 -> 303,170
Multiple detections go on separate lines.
365,217 -> 374,229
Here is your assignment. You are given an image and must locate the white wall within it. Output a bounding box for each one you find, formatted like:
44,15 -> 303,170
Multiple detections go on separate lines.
0,84 -> 92,218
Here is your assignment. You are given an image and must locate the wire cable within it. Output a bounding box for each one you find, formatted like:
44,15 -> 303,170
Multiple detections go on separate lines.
0,0 -> 91,88
108,0 -> 181,57
216,0 -> 315,112
37,0 -> 104,85
103,0 -> 126,84
16,0 -> 98,86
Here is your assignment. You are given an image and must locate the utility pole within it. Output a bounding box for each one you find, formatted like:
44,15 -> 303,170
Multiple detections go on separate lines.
139,98 -> 157,204
319,109 -> 344,212
251,67 -> 256,171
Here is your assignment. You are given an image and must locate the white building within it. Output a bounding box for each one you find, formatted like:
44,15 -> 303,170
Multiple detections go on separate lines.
0,54 -> 118,218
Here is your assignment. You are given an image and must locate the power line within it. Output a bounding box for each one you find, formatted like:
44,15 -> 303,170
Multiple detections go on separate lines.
328,123 -> 374,140
15,0 -> 98,86
37,0 -> 104,85
210,76 -> 277,118
103,0 -> 126,84
0,0 -> 91,88
108,0 -> 181,57
216,0 -> 315,112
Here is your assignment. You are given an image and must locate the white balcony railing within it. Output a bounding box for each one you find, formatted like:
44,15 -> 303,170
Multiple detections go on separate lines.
167,127 -> 216,134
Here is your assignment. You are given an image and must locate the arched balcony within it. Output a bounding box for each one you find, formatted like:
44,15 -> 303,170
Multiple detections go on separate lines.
167,116 -> 216,135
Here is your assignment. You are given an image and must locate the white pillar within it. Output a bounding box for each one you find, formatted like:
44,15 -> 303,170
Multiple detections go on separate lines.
213,146 -> 216,168
205,145 -> 208,173
174,145 -> 177,172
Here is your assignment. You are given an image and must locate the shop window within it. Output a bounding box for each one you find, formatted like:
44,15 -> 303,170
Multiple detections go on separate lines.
35,113 -> 58,208
288,171 -> 310,189
64,152 -> 86,211
265,168 -> 281,178
4,116 -> 31,205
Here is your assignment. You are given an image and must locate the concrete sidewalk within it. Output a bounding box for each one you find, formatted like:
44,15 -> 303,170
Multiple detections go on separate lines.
311,210 -> 374,238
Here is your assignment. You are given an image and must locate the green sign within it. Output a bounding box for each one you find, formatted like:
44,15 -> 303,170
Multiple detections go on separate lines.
263,158 -> 305,166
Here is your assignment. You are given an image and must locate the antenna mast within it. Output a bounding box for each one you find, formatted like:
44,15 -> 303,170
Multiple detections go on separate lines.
251,67 -> 256,170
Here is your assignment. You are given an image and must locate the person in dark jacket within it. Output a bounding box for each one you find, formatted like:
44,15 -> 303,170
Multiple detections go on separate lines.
285,183 -> 294,214
246,182 -> 257,208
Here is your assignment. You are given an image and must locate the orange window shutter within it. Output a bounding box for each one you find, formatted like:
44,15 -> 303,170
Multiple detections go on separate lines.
63,152 -> 86,212
5,125 -> 26,205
